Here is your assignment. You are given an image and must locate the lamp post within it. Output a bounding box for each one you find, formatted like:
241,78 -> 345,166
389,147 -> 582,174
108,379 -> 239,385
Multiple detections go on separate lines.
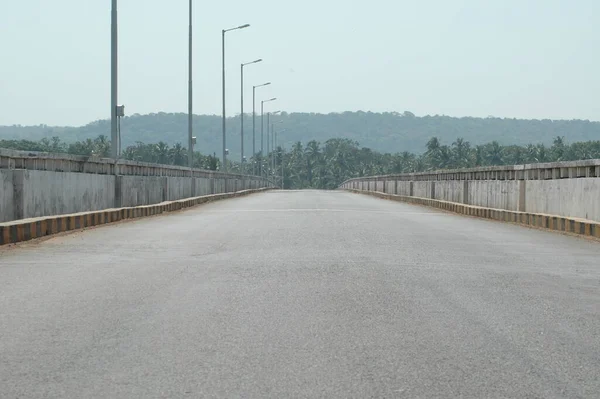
241,59 -> 262,174
222,23 -> 250,171
267,111 -> 280,178
253,82 -> 271,173
267,110 -> 281,156
187,0 -> 193,168
260,98 -> 276,177
278,129 -> 287,189
271,120 -> 283,177
110,0 -> 118,159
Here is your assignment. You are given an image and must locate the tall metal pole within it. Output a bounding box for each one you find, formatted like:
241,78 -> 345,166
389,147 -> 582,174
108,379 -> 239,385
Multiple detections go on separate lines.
267,112 -> 271,170
220,24 -> 250,172
240,64 -> 244,173
252,86 -> 256,174
261,102 -> 264,177
221,30 -> 226,171
272,122 -> 275,174
187,0 -> 193,169
110,0 -> 118,159
252,82 -> 270,175
261,102 -> 264,156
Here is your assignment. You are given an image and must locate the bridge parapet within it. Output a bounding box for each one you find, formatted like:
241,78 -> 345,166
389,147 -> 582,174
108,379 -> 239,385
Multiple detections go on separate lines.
340,159 -> 600,223
0,149 -> 274,223
0,148 -> 249,179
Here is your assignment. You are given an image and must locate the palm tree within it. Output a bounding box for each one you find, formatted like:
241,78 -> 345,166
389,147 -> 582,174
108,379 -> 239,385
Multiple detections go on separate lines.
305,140 -> 321,187
93,135 -> 111,157
485,141 -> 504,165
154,141 -> 170,165
551,136 -> 566,161
452,138 -> 471,168
169,143 -> 187,166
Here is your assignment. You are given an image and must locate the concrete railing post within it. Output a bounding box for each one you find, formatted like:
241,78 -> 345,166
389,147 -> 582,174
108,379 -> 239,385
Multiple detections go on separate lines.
462,180 -> 469,204
162,176 -> 169,202
12,170 -> 25,220
114,175 -> 123,208
518,180 -> 526,212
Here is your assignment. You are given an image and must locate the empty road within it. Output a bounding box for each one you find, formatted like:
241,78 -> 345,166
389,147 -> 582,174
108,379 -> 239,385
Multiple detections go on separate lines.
1,190 -> 599,398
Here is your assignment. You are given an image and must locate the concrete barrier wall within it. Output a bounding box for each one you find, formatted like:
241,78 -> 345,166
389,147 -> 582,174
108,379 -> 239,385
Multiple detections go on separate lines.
397,181 -> 411,196
526,178 -> 600,221
167,177 -> 193,201
1,170 -> 15,223
194,177 -> 212,196
118,176 -> 165,207
434,181 -> 465,204
345,189 -> 600,240
413,181 -> 432,199
0,149 -> 274,223
468,180 -> 521,211
214,178 -> 225,194
340,159 -> 600,223
15,170 -> 115,221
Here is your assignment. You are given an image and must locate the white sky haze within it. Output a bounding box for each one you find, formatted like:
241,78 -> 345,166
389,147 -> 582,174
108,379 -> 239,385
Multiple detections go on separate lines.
1,0 -> 599,125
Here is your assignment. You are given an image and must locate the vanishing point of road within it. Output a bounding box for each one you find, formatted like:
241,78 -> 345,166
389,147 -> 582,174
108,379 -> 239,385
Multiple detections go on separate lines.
1,190 -> 599,398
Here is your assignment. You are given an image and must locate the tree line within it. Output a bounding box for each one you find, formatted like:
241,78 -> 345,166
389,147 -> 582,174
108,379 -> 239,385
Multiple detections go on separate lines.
2,111 -> 599,157
2,134 -> 600,189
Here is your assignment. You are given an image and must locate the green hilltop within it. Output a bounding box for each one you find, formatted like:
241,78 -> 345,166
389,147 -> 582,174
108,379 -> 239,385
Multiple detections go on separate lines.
1,111 -> 598,157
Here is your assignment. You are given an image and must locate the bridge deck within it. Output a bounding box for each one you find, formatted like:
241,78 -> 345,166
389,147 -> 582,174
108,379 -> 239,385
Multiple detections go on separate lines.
1,190 -> 599,398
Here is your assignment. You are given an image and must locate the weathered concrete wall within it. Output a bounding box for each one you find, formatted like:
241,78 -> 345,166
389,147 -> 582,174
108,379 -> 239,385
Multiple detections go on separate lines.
434,181 -> 465,204
118,176 -> 165,207
194,177 -> 212,196
20,170 -> 115,220
526,178 -> 600,221
216,178 -> 226,194
0,149 -> 274,222
0,170 -> 15,223
397,181 -> 412,196
413,181 -> 433,199
468,181 -> 520,211
167,177 -> 193,201
384,181 -> 394,194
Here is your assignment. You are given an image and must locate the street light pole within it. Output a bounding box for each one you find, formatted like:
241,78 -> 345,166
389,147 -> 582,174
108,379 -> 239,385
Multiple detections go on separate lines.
279,129 -> 287,189
260,98 -> 276,177
267,112 -> 270,157
267,111 -> 281,178
187,0 -> 193,169
241,59 -> 262,175
261,103 -> 264,155
253,82 -> 270,174
110,0 -> 118,159
272,121 -> 283,181
221,23 -> 250,171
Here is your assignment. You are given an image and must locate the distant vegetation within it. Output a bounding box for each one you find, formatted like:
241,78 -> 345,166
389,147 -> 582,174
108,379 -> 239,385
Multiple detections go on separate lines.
2,133 -> 600,189
1,111 -> 599,157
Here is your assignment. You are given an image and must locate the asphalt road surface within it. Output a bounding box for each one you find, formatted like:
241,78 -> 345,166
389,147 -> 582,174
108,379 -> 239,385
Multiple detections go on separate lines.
1,190 -> 599,398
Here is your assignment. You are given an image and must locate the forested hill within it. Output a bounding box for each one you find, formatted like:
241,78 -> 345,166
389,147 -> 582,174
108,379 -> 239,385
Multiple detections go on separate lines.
1,111 -> 598,156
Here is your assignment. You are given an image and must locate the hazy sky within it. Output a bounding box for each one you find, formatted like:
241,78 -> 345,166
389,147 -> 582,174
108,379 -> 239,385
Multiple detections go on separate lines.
1,0 -> 598,126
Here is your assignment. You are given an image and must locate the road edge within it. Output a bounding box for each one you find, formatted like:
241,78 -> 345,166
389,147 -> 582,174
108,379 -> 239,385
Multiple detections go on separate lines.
0,188 -> 271,246
344,188 -> 600,240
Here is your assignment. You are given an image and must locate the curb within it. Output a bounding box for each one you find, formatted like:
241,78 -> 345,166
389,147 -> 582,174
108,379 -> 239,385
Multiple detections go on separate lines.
0,188 -> 270,246
346,189 -> 600,239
